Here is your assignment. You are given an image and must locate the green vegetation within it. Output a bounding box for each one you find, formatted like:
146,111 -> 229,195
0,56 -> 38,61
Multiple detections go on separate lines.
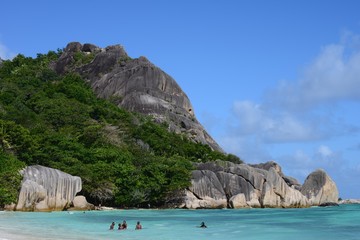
73,51 -> 95,66
0,51 -> 242,208
0,152 -> 25,205
118,55 -> 132,64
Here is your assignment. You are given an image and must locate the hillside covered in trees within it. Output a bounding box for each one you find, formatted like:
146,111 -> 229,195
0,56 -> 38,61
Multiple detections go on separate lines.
0,50 -> 241,208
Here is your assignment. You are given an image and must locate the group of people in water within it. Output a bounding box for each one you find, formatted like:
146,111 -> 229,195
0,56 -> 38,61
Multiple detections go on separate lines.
109,220 -> 142,230
109,220 -> 206,230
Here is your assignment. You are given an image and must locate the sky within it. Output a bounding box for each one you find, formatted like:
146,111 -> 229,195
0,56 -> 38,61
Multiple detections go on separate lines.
1,0 -> 360,199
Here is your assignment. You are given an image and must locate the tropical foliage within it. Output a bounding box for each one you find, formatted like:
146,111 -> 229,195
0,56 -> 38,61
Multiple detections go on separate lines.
0,51 -> 242,207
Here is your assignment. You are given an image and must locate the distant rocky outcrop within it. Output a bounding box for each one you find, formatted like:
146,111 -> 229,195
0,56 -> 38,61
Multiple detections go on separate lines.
52,42 -> 222,152
300,169 -> 339,205
339,199 -> 360,204
13,165 -> 83,211
179,161 -> 338,209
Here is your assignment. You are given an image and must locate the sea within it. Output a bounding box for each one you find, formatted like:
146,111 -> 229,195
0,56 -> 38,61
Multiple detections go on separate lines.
0,204 -> 359,240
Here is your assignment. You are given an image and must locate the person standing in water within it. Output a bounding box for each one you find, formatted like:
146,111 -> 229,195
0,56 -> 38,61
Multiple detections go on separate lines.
109,222 -> 115,230
135,221 -> 142,230
121,220 -> 127,229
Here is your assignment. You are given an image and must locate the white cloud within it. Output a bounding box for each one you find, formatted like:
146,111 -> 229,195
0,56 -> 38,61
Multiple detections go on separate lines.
224,33 -> 360,145
228,100 -> 330,143
0,41 -> 15,60
267,33 -> 360,110
317,145 -> 333,158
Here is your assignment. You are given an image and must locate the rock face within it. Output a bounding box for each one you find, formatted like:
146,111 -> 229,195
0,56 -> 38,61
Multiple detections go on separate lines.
53,42 -> 222,152
301,169 -> 339,205
182,161 -> 338,209
186,170 -> 228,209
15,165 -> 82,211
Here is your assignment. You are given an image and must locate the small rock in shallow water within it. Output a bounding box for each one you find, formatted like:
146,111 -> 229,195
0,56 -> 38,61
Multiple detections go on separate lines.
319,202 -> 339,207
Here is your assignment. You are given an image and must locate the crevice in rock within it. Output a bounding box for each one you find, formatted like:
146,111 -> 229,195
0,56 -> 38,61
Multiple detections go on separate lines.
186,188 -> 203,200
227,170 -> 258,190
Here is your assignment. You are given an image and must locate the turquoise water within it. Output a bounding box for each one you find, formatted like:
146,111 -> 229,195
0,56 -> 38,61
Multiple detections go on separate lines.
0,205 -> 359,240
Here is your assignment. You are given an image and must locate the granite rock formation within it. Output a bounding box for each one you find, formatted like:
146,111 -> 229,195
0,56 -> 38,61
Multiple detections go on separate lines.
301,169 -> 339,205
53,42 -> 222,152
182,160 -> 338,209
14,165 -> 82,211
69,195 -> 94,211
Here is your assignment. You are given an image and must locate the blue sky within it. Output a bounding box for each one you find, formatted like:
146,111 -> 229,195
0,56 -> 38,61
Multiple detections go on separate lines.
1,0 -> 360,198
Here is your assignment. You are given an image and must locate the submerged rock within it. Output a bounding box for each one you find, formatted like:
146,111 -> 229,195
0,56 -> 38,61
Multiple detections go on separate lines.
15,165 -> 82,211
318,202 -> 339,207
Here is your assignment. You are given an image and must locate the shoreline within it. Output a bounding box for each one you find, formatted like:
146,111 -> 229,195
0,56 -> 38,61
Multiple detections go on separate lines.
1,199 -> 359,214
0,227 -> 44,240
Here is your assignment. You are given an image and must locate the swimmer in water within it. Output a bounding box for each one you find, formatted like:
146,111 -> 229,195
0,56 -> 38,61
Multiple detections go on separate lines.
199,222 -> 207,228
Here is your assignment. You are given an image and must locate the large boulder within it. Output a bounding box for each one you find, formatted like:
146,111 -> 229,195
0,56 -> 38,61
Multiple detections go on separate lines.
15,165 -> 82,211
53,42 -> 222,152
300,169 -> 339,205
69,195 -> 95,211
